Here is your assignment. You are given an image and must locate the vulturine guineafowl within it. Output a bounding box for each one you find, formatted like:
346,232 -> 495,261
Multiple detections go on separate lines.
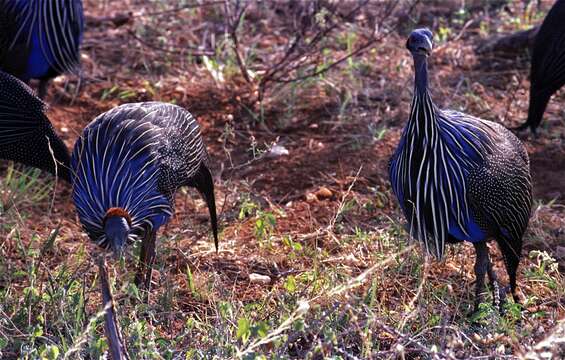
515,0 -> 565,133
71,102 -> 219,289
0,0 -> 84,98
0,70 -> 70,181
389,29 -> 532,311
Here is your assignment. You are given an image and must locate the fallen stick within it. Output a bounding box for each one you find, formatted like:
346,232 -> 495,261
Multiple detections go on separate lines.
98,257 -> 129,360
85,13 -> 133,28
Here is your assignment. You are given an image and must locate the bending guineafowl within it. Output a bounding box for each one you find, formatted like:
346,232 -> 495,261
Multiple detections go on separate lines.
71,102 -> 219,288
389,29 -> 532,311
0,70 -> 70,181
515,0 -> 565,133
0,0 -> 84,98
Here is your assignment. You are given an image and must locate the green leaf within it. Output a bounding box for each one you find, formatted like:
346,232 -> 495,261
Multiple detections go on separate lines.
254,321 -> 269,339
237,318 -> 251,343
284,276 -> 296,293
40,345 -> 60,360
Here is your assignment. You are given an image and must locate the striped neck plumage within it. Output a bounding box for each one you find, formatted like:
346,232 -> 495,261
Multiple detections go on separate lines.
410,54 -> 437,133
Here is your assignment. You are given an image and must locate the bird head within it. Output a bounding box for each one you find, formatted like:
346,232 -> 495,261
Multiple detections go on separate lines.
103,208 -> 132,257
406,28 -> 433,57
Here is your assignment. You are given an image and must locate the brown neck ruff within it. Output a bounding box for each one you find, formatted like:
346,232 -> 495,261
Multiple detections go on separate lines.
103,207 -> 132,226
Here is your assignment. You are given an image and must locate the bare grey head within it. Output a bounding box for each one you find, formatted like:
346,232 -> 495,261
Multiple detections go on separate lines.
103,208 -> 132,258
406,28 -> 433,57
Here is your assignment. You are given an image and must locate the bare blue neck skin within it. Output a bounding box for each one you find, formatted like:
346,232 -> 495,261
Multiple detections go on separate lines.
104,216 -> 130,255
412,54 -> 429,96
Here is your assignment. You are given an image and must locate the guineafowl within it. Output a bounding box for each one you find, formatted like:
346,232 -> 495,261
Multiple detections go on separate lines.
389,29 -> 532,310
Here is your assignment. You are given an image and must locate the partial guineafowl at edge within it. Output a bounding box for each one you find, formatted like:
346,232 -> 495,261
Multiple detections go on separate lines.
389,29 -> 532,311
0,70 -> 70,181
515,0 -> 565,133
0,0 -> 84,98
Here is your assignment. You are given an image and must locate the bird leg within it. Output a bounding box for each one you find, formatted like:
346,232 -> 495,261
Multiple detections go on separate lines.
473,242 -> 489,312
495,237 -> 522,306
473,242 -> 505,312
486,256 -> 504,310
135,230 -> 157,298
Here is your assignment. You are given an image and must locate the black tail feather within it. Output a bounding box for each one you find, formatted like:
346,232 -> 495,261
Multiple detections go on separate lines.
191,164 -> 219,252
0,71 -> 72,182
514,88 -> 551,134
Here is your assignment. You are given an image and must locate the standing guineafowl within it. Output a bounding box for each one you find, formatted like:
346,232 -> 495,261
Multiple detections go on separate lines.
71,102 -> 219,289
515,0 -> 565,133
389,29 -> 532,311
0,70 -> 70,181
0,0 -> 84,98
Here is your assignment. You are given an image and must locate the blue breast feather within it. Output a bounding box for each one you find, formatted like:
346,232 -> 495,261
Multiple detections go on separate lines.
389,109 -> 495,245
7,0 -> 84,79
71,113 -> 172,242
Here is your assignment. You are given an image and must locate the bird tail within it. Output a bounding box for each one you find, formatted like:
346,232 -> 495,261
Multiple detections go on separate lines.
192,163 -> 219,252
514,88 -> 551,134
0,71 -> 72,182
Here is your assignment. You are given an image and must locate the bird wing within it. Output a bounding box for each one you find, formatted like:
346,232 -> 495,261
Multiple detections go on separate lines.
119,102 -> 210,192
0,71 -> 46,143
466,124 -> 532,248
118,102 -> 219,249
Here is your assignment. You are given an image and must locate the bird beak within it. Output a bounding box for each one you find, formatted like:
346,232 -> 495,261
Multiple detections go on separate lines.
110,238 -> 126,259
203,185 -> 219,253
419,37 -> 433,56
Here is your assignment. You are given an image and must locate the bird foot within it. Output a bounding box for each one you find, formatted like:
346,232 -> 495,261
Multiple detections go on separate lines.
471,283 -> 508,316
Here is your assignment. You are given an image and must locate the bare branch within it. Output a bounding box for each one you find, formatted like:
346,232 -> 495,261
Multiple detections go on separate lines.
225,0 -> 252,84
128,30 -> 215,56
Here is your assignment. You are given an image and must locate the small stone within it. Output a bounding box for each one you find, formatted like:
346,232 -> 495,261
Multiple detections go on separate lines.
249,273 -> 271,285
306,193 -> 318,202
296,300 -> 310,315
267,145 -> 289,158
315,187 -> 332,199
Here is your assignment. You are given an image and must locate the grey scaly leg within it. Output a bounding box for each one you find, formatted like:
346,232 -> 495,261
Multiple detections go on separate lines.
485,250 -> 503,310
135,229 -> 157,302
473,242 -> 489,312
